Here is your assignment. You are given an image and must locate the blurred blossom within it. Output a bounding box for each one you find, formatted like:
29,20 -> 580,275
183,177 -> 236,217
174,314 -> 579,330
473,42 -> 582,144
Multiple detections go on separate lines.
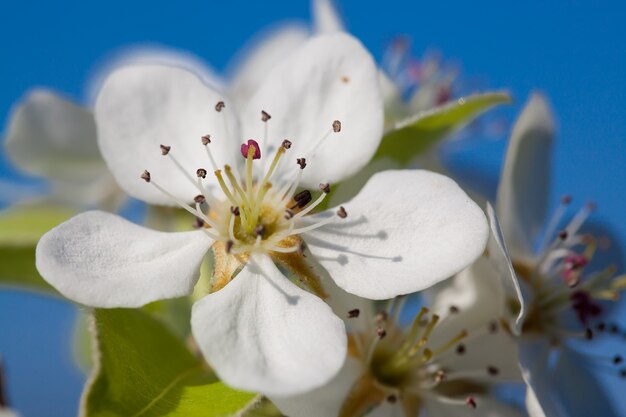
3,89 -> 124,209
476,94 -> 624,416
274,285 -> 523,417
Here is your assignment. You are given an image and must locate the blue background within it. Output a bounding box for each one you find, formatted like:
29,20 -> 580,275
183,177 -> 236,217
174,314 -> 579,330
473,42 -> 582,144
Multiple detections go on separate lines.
1,1 -> 625,416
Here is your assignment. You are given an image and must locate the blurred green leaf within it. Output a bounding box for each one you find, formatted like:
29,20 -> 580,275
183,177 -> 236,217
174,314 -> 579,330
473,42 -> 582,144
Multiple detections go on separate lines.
83,308 -> 256,417
0,205 -> 74,245
0,206 -> 73,294
0,245 -> 55,293
376,92 -> 512,164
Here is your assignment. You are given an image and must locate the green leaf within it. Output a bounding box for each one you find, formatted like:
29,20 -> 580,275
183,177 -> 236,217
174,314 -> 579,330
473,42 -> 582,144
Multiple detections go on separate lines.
375,92 -> 512,164
83,308 -> 256,417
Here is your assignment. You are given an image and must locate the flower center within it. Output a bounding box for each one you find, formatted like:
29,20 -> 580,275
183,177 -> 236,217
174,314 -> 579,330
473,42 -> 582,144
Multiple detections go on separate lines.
343,302 -> 501,414
139,107 -> 347,258
512,197 -> 625,341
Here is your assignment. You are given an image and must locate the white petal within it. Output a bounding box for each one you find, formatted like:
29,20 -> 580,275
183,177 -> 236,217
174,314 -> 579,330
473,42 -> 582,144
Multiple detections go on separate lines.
312,0 -> 344,33
519,338 -> 567,417
304,170 -> 488,299
228,24 -> 309,107
4,89 -> 108,182
496,93 -> 555,259
87,45 -> 223,105
36,210 -> 212,307
486,203 -> 529,334
423,396 -> 524,417
241,33 -> 383,187
553,348 -> 621,417
190,254 -> 347,396
95,65 -> 240,205
270,357 -> 362,417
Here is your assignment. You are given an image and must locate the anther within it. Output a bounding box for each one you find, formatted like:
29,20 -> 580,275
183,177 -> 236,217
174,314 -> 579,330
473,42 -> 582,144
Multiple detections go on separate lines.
332,120 -> 342,133
449,305 -> 460,314
254,225 -> 265,237
194,195 -> 206,204
231,206 -> 240,216
261,110 -> 271,122
201,135 -> 211,145
341,75 -> 350,83
196,168 -> 207,179
386,395 -> 397,404
376,328 -> 387,339
610,324 -> 620,334
613,355 -> 623,365
215,101 -> 225,112
319,183 -> 331,194
282,139 -> 292,149
488,321 -> 499,333
337,206 -> 347,218
160,144 -> 171,155
466,397 -> 477,409
226,240 -> 234,253
456,344 -> 466,355
140,170 -> 151,182
487,366 -> 500,376
561,195 -> 573,205
293,190 -> 312,208
585,328 -> 594,340
597,322 -> 606,332
193,218 -> 204,229
284,209 -> 294,220
297,158 -> 307,169
558,230 -> 568,240
620,369 -> 626,378
348,308 -> 360,319
298,241 -> 306,256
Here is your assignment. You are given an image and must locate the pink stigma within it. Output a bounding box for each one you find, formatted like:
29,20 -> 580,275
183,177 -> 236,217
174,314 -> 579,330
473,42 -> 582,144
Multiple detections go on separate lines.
241,139 -> 261,160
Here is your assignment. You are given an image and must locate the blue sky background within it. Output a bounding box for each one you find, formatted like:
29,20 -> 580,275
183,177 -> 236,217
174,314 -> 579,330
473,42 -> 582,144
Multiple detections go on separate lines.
1,1 -> 625,416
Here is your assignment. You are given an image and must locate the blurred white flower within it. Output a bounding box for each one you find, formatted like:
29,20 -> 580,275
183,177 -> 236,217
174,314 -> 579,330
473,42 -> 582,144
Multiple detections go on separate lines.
479,93 -> 624,417
35,33 -> 488,396
273,284 -> 523,417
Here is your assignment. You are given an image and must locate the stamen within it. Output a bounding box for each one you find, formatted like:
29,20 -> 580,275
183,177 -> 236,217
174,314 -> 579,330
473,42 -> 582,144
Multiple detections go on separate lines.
140,170 -> 151,182
201,135 -> 219,171
261,110 -> 271,122
337,206 -> 348,218
165,150 -> 205,194
160,144 -> 171,155
215,101 -> 225,112
147,178 -> 220,240
289,215 -> 336,234
196,168 -> 207,179
297,158 -> 307,169
214,170 -> 239,206
319,183 -> 331,194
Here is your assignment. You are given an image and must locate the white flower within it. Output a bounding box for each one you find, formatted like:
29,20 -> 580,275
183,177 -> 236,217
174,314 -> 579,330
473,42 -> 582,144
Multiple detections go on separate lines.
272,283 -> 523,417
484,93 -> 625,417
35,33 -> 488,395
